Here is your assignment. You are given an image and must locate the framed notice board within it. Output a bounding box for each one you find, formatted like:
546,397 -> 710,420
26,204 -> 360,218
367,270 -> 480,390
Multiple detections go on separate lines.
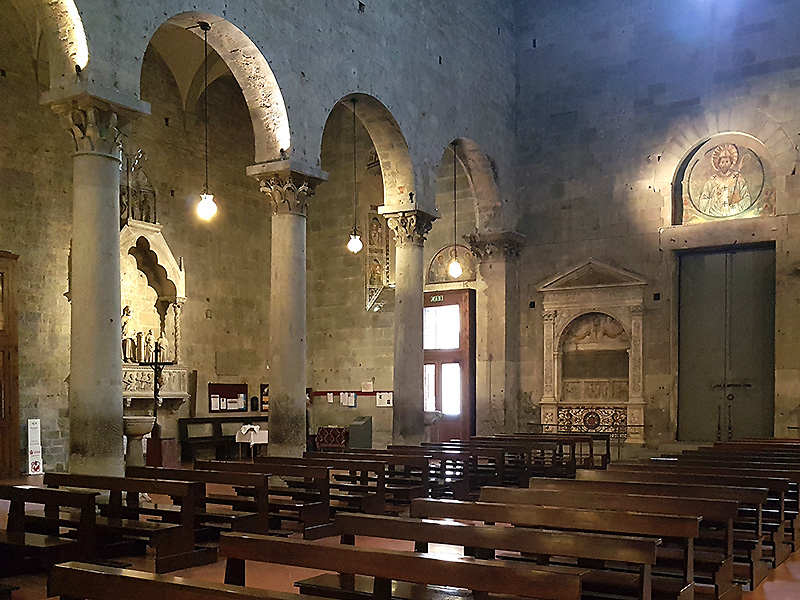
208,383 -> 248,413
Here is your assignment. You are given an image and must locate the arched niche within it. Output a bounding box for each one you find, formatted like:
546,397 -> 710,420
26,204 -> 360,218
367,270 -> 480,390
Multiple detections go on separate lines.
538,259 -> 646,443
427,244 -> 477,284
119,222 -> 188,412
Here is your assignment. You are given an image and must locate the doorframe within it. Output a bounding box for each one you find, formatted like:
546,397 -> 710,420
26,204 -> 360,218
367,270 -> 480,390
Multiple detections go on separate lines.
0,251 -> 20,478
423,288 -> 476,440
669,237 -> 779,441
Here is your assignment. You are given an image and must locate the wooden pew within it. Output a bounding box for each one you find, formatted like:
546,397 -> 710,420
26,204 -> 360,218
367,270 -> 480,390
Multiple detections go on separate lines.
254,455 -> 386,515
125,465 -> 271,535
48,561 -> 332,600
627,456 -> 800,553
219,532 -> 585,600
472,434 -> 583,475
498,432 -> 613,469
334,513 -> 670,600
582,467 -> 794,565
194,459 -> 332,538
43,472 -> 216,573
524,477 -> 769,591
480,486 -> 737,600
386,446 -> 472,499
411,498 -> 703,600
306,450 -> 430,504
0,484 -> 97,574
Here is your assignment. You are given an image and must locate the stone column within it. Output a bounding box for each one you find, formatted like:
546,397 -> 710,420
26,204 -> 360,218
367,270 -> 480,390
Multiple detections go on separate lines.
382,209 -> 436,445
468,232 -> 525,434
248,161 -> 326,458
65,105 -> 125,475
173,299 -> 184,364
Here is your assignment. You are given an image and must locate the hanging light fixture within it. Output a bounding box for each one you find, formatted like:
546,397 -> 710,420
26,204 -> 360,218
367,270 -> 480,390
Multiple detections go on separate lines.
448,140 -> 462,279
196,21 -> 217,221
346,98 -> 363,253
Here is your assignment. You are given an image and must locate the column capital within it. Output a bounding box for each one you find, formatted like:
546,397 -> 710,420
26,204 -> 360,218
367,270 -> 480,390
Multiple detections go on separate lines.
248,160 -> 328,216
382,208 -> 437,246
467,231 -> 525,261
55,103 -> 124,158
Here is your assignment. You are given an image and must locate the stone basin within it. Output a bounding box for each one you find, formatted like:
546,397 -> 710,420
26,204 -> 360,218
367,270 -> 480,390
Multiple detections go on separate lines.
123,415 -> 156,437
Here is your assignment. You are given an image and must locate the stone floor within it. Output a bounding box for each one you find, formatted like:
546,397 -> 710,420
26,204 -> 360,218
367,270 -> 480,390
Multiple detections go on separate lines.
1,474 -> 799,600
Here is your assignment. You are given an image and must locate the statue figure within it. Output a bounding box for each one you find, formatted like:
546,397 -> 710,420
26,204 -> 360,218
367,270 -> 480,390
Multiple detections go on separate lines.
157,330 -> 169,361
121,306 -> 136,362
144,329 -> 155,362
696,143 -> 752,217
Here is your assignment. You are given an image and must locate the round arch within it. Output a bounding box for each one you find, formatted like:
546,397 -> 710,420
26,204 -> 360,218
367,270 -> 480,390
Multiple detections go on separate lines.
326,93 -> 415,208
8,0 -> 88,88
451,138 -> 502,234
151,12 -> 291,164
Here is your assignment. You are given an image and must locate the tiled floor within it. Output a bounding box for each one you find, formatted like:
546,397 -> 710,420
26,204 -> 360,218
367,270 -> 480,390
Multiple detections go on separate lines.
2,474 -> 800,600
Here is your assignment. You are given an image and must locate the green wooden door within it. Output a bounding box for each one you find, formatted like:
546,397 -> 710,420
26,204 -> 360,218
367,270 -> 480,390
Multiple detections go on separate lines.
678,246 -> 775,441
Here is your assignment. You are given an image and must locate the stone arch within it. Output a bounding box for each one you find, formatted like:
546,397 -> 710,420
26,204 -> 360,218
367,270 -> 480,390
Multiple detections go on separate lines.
149,12 -> 291,163
8,0 -> 88,89
119,227 -> 185,302
329,93 -> 415,208
451,138 -> 502,234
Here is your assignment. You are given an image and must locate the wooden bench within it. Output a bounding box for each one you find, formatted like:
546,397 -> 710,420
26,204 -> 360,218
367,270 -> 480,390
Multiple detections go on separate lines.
480,486 -> 738,600
334,513 -> 671,600
125,465 -> 271,536
178,416 -> 269,462
582,467 -> 794,566
219,532 -> 585,600
48,561 -> 332,600
195,459 -> 332,538
497,432 -> 612,469
629,455 -> 800,557
524,476 -> 768,591
254,455 -> 386,515
411,498 -> 702,600
470,434 -> 582,476
43,472 -> 216,573
0,583 -> 18,600
307,451 -> 430,504
0,484 -> 98,575
386,446 -> 472,499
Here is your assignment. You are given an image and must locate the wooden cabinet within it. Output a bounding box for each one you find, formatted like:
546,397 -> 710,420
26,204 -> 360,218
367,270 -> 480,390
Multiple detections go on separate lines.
0,251 -> 19,478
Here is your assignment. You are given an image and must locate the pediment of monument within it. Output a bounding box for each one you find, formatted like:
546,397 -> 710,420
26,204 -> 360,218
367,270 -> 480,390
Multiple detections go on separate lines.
537,258 -> 647,292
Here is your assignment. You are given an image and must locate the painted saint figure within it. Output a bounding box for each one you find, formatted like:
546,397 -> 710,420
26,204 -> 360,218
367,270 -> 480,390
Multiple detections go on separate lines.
696,143 -> 752,217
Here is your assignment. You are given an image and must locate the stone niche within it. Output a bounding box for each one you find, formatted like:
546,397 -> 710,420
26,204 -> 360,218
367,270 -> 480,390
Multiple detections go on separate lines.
537,259 -> 646,443
120,220 -> 189,415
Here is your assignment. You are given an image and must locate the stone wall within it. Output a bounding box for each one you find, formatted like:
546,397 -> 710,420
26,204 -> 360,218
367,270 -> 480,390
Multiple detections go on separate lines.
514,0 -> 800,443
2,0 -> 516,467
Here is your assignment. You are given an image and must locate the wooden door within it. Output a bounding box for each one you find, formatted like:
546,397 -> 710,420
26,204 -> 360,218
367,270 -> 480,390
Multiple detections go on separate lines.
0,252 -> 20,478
423,289 -> 475,441
678,245 -> 775,441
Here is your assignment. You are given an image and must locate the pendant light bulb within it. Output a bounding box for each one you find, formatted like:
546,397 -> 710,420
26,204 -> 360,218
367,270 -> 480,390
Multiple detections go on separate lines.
448,259 -> 463,279
197,193 -> 217,220
346,97 -> 362,253
347,233 -> 363,253
197,21 -> 216,221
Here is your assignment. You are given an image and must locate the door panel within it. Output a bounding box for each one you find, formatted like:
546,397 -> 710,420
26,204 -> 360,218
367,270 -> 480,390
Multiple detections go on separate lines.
678,246 -> 774,441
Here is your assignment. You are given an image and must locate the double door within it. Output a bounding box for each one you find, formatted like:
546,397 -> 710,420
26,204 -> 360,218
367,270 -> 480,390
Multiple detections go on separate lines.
0,252 -> 19,478
678,246 -> 775,441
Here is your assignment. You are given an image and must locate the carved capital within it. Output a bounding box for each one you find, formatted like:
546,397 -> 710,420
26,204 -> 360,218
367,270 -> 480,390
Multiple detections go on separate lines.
542,310 -> 557,323
468,231 -> 525,261
259,174 -> 316,216
386,210 -> 435,246
65,106 -> 123,157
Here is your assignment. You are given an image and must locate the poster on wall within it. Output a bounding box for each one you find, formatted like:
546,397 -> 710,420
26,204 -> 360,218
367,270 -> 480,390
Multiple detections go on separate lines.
208,383 -> 248,413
